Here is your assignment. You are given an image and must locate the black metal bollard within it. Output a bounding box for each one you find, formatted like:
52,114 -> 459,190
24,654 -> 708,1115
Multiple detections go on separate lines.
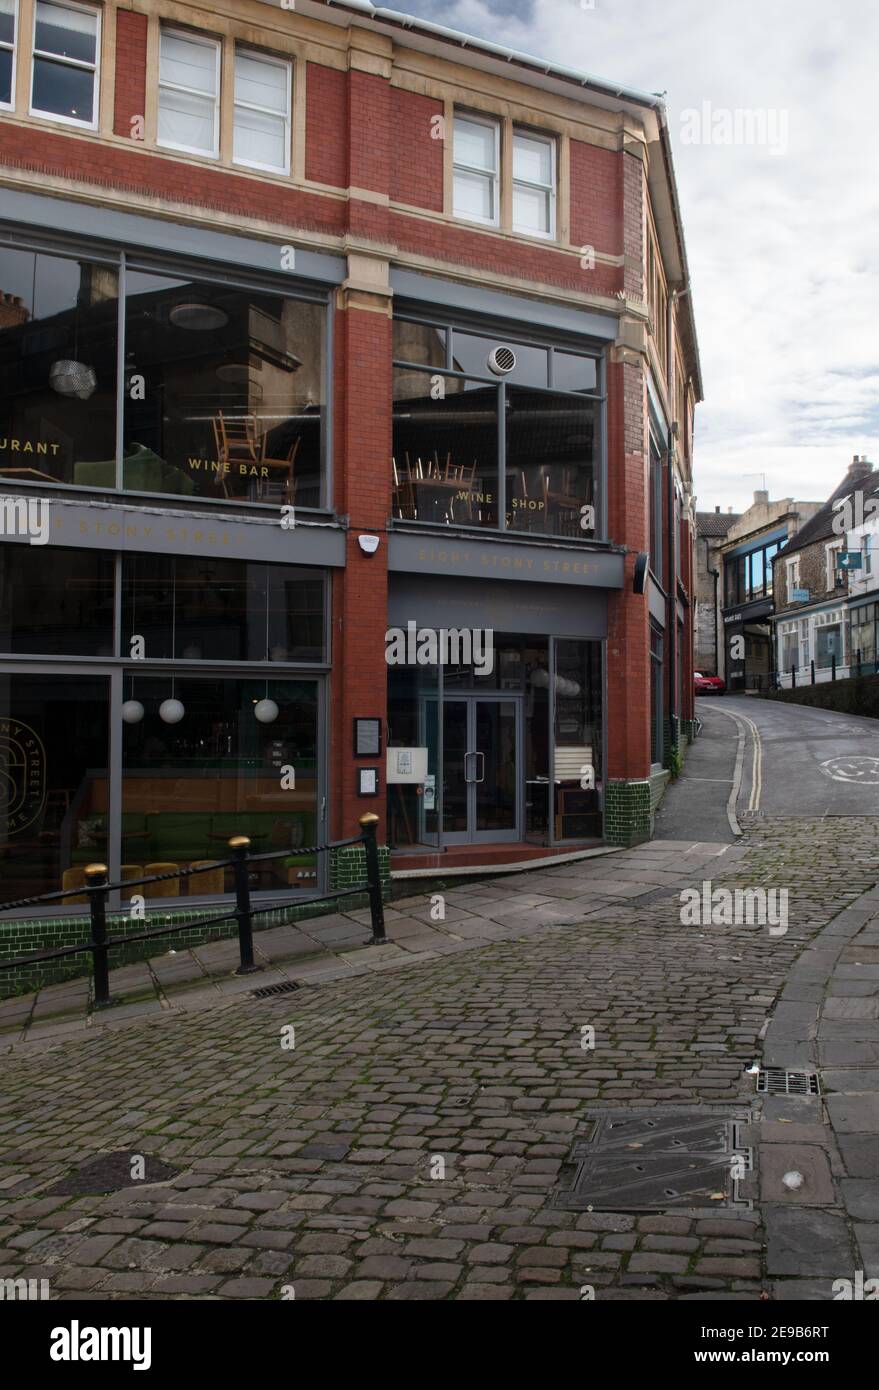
791,665 -> 796,689
359,813 -> 386,945
85,862 -> 112,1008
811,660 -> 815,685
857,647 -> 862,677
229,836 -> 258,974
831,654 -> 837,681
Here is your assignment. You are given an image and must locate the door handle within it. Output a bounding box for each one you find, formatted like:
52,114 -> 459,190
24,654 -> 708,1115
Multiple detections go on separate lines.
474,751 -> 485,783
463,750 -> 475,783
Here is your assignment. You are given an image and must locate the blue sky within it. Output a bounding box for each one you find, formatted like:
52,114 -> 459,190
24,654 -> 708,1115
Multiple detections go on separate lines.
390,0 -> 879,513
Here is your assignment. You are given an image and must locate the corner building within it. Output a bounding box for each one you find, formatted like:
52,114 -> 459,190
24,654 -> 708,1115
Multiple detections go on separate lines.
0,0 -> 701,913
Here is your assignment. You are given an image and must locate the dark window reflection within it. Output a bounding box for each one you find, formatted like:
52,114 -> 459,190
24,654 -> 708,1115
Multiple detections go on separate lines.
122,676 -> 319,895
122,554 -> 324,662
32,59 -> 95,122
392,370 -> 499,528
553,639 -> 602,840
123,271 -> 325,506
0,544 -> 114,655
0,50 -> 12,107
0,247 -> 118,486
392,319 -> 601,538
0,673 -> 109,905
506,388 -> 595,537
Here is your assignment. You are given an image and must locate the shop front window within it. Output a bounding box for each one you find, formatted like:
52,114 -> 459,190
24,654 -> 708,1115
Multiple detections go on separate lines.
123,271 -> 325,506
387,661 -> 439,849
650,623 -> 663,763
0,246 -> 118,486
553,640 -> 602,839
524,639 -> 550,839
505,388 -> 595,538
392,317 -> 602,539
0,543 -> 114,655
121,676 -> 319,896
392,371 -> 499,528
850,604 -> 876,668
122,555 -> 324,663
0,672 -> 109,903
0,241 -> 328,508
780,627 -> 798,673
649,439 -> 663,584
817,623 -> 843,668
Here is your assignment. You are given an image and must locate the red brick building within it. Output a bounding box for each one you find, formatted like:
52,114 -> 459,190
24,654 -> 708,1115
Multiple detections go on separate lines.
0,0 -> 701,912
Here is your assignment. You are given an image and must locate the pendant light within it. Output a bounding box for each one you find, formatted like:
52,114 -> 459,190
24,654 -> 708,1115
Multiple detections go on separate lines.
159,562 -> 185,723
253,577 -> 278,722
49,264 -> 97,399
159,695 -> 185,724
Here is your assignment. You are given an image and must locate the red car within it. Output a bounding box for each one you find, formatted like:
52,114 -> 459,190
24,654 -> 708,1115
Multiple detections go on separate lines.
694,671 -> 725,695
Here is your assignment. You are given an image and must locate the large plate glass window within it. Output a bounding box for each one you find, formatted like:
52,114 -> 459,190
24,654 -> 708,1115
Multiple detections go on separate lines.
0,672 -> 109,904
122,555 -> 325,663
0,0 -> 16,108
0,245 -> 118,487
234,47 -> 291,173
121,676 -> 319,897
158,27 -> 220,157
505,388 -> 595,537
30,0 -> 99,127
650,622 -> 663,765
0,544 -> 114,654
392,370 -> 499,529
123,270 -> 325,506
392,317 -> 601,539
553,640 -> 602,839
453,114 -> 499,225
512,128 -> 555,238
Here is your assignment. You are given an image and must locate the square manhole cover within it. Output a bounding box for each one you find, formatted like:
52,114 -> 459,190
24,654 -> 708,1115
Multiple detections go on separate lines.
45,1152 -> 181,1196
553,1107 -> 752,1213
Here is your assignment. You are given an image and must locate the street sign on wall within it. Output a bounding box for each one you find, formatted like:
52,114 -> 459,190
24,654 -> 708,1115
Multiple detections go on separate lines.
791,588 -> 811,602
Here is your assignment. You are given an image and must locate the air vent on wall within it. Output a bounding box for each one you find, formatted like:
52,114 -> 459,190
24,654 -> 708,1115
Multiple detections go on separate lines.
487,345 -> 517,376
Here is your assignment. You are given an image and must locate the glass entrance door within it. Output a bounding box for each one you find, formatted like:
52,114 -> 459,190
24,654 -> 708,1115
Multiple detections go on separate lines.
442,697 -> 520,843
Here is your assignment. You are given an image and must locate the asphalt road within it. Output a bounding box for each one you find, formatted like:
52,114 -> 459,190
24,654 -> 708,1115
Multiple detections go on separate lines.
656,692 -> 879,840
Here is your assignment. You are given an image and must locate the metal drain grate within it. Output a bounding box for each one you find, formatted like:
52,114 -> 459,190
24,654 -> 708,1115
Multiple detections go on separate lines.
553,1107 -> 753,1213
251,980 -> 301,999
757,1067 -> 820,1096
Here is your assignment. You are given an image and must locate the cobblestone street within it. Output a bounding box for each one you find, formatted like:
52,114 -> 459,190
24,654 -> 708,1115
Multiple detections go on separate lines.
2,805 -> 878,1301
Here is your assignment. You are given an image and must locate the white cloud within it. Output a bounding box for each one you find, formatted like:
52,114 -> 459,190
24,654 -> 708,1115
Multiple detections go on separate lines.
401,0 -> 879,511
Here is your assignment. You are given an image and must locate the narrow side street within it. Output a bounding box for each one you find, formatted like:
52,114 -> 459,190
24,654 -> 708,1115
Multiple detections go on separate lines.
1,697 -> 877,1301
